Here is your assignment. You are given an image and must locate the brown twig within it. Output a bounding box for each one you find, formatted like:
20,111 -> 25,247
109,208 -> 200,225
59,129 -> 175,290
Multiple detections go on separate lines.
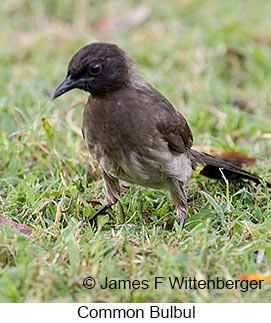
11,131 -> 54,156
61,197 -> 74,213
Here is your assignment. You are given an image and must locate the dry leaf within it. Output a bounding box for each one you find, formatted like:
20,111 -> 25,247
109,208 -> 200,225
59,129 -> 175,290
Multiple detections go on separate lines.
231,99 -> 254,113
215,151 -> 257,168
85,199 -> 101,207
41,117 -> 54,137
0,218 -> 32,235
94,4 -> 150,39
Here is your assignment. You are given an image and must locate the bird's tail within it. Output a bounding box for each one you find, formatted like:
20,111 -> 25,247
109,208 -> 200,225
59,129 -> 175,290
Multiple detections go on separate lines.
189,149 -> 270,187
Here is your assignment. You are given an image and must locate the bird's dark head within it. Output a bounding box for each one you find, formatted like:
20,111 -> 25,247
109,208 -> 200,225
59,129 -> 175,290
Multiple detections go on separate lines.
53,42 -> 131,99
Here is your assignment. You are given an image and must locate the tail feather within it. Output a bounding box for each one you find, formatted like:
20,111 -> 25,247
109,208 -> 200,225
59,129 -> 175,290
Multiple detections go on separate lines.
189,149 -> 270,188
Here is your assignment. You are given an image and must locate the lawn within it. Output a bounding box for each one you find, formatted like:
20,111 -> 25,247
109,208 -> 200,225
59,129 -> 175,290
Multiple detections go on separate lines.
0,0 -> 271,302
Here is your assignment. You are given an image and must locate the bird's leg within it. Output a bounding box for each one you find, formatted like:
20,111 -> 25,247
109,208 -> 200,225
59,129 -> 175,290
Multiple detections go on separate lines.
80,204 -> 109,227
168,179 -> 188,229
80,172 -> 120,227
187,192 -> 200,203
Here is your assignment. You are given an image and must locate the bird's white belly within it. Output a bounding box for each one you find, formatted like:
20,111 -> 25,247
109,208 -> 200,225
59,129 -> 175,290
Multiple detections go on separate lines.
99,149 -> 192,189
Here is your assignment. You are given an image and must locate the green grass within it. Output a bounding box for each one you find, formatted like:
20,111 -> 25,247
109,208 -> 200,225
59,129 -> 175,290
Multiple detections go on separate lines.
1,0 -> 271,302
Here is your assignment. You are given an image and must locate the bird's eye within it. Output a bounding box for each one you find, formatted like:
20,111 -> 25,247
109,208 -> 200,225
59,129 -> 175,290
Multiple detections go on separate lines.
89,64 -> 102,76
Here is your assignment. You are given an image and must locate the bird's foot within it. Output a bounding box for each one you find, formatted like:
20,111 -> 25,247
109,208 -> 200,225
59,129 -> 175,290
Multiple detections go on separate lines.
176,205 -> 188,229
177,216 -> 185,229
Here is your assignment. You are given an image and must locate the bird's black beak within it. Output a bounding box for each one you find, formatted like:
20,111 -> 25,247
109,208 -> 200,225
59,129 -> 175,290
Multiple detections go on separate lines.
52,75 -> 79,100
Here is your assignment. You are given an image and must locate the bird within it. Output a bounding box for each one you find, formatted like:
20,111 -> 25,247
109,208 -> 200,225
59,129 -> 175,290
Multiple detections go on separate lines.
52,42 -> 270,228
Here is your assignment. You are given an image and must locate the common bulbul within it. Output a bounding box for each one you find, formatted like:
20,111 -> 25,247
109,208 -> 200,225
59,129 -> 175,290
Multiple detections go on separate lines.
53,42 -> 269,228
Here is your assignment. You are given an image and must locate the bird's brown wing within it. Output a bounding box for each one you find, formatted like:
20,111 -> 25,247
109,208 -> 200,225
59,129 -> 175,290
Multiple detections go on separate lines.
150,87 -> 193,154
